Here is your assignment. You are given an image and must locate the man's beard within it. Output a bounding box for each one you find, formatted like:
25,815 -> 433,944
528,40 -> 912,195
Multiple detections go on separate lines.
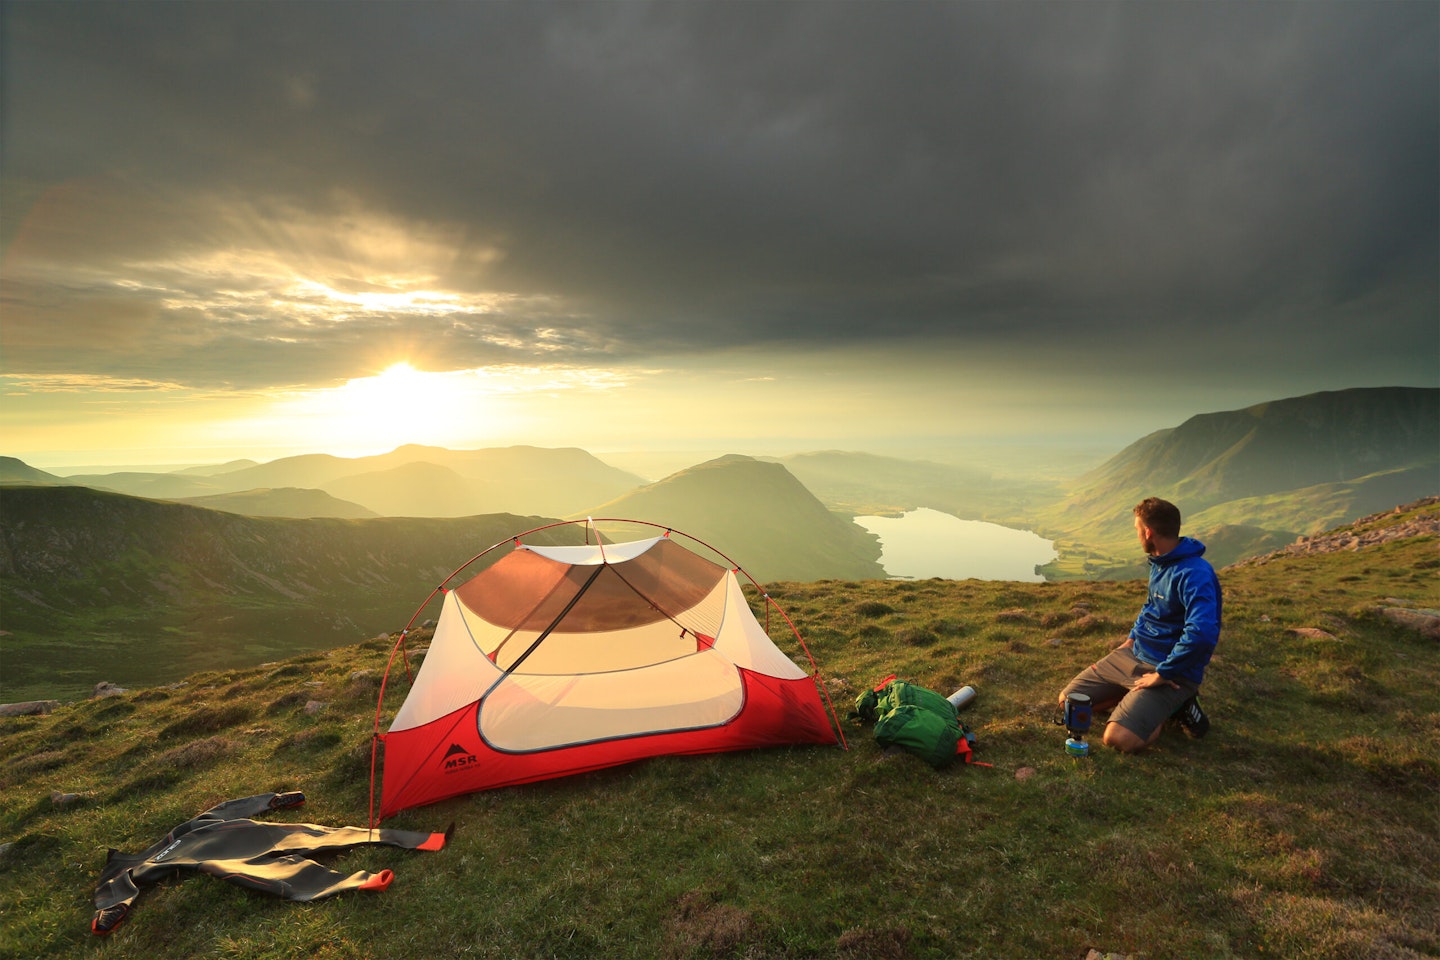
1140,534 -> 1157,555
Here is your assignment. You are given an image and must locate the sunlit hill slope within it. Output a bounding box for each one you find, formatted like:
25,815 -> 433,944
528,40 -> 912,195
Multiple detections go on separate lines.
1038,386 -> 1439,577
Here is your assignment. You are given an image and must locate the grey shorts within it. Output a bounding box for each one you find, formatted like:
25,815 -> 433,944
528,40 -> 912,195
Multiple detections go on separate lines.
1060,645 -> 1199,740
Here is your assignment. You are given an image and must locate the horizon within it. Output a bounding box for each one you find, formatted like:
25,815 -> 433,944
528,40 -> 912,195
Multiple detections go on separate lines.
4,4 -> 1436,471
10,383 -> 1429,483
16,434 -> 1114,483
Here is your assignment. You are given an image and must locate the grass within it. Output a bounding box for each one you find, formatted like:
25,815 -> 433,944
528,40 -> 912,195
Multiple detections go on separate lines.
0,507 -> 1436,959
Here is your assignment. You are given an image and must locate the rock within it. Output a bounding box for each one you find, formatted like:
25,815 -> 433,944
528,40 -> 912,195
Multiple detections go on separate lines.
303,700 -> 328,715
1231,497 -> 1440,568
1379,607 -> 1440,640
0,700 -> 60,717
50,791 -> 81,806
1015,766 -> 1037,781
92,682 -> 127,698
1288,627 -> 1339,641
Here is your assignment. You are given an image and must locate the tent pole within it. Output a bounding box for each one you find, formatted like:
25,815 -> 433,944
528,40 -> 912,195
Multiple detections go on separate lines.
501,565 -> 606,676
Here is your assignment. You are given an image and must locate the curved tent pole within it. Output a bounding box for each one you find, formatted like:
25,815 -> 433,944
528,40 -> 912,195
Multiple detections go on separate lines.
367,516 -> 849,826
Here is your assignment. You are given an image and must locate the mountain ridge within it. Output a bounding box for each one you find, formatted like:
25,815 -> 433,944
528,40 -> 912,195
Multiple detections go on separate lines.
46,446 -> 647,519
582,455 -> 886,583
6,385 -> 1435,578
1036,386 -> 1439,575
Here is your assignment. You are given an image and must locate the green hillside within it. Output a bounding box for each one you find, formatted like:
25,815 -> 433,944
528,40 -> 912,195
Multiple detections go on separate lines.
585,455 -> 886,583
0,476 -> 885,702
1038,387 -> 1439,576
0,457 -> 72,486
1,504 -> 1435,959
176,488 -> 379,519
0,486 -> 568,702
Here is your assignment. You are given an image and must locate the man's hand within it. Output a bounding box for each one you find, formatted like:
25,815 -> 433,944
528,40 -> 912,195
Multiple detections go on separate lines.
1132,671 -> 1179,691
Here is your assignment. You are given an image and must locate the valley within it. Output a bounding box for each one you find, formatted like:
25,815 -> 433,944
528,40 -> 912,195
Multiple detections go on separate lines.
2,386 -> 1435,702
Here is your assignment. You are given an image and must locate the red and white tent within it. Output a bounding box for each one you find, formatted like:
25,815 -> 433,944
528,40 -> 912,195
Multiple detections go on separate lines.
370,520 -> 842,821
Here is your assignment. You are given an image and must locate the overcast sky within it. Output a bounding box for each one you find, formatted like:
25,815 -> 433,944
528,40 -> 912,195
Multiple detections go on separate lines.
3,1 -> 1436,471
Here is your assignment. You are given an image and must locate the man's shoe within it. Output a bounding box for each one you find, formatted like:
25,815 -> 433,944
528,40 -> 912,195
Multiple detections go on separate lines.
1174,696 -> 1209,738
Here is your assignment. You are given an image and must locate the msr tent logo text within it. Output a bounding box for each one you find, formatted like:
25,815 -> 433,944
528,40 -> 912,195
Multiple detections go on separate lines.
441,743 -> 477,772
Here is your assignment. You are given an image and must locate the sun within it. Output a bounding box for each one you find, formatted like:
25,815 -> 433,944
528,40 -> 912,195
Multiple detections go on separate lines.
264,361 -> 503,455
379,361 -> 420,380
346,362 -> 469,444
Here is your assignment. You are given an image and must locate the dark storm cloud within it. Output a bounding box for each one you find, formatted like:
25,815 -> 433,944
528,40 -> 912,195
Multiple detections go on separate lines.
3,0 -> 1436,387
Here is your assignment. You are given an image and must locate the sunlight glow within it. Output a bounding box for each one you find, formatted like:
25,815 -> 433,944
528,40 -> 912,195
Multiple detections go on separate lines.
285,279 -> 469,316
303,363 -> 483,450
230,363 -> 636,457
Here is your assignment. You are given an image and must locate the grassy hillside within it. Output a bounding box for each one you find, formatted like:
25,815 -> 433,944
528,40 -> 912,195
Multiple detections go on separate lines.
0,457 -> 70,486
1,504 -> 1435,959
0,479 -> 883,703
0,486 -> 569,703
1038,387 -> 1440,576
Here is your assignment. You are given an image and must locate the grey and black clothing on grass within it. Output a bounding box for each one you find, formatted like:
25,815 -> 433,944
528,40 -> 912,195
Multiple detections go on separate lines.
91,791 -> 449,935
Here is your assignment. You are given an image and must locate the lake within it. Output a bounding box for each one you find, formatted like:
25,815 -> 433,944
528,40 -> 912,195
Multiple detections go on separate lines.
854,507 -> 1058,582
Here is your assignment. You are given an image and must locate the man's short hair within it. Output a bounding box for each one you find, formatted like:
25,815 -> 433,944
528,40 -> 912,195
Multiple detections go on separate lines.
1134,497 -> 1182,538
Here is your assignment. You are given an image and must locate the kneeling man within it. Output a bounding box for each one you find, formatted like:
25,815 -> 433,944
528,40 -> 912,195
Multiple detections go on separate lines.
1059,497 -> 1221,752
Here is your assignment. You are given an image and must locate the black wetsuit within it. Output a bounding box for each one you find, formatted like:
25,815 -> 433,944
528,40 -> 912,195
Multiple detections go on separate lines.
91,792 -> 448,935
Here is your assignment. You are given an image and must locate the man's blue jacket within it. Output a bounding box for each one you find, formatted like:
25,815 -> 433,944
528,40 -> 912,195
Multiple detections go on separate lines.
1129,537 -> 1222,685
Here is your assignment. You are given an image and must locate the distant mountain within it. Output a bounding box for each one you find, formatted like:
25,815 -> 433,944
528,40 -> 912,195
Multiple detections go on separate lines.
30,446 -> 648,519
0,457 -> 71,486
176,487 -> 378,519
324,461 -> 485,517
210,452 -> 368,490
1038,386 -> 1439,576
584,455 -> 886,583
170,458 -> 260,476
774,450 -> 1057,520
312,447 -> 648,517
62,470 -> 228,500
432,446 -> 647,517
0,484 -> 569,700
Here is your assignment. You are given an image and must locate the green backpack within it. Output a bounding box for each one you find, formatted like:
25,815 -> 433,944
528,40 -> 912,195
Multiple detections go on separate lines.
851,676 -> 975,768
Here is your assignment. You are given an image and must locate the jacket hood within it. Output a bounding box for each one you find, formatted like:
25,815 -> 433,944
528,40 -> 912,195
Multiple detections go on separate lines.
1150,536 -> 1207,566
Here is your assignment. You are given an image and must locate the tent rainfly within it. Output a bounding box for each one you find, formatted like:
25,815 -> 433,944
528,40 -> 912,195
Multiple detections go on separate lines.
370,520 -> 844,822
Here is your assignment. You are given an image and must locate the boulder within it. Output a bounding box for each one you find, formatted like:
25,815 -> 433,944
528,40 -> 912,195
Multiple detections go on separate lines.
0,700 -> 60,717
